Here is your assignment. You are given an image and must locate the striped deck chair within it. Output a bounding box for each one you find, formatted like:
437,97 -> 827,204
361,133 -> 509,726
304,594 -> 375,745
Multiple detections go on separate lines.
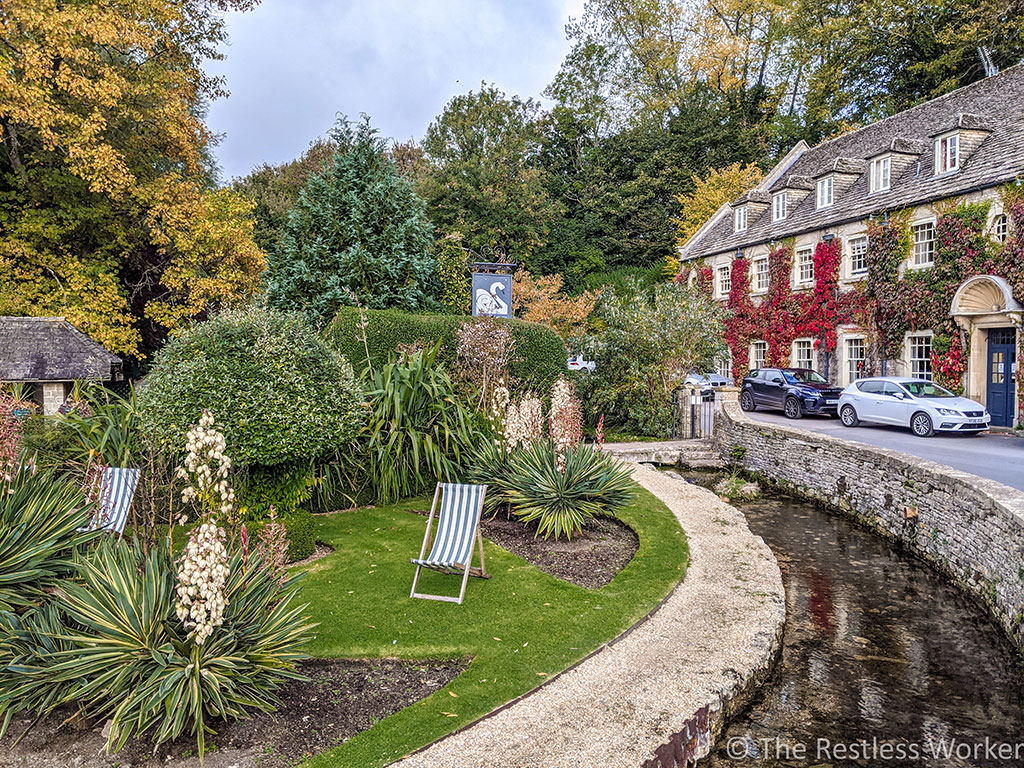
86,467 -> 140,537
410,483 -> 490,604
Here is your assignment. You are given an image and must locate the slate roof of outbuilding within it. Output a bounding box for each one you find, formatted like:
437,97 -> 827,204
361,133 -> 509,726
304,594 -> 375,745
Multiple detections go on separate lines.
0,317 -> 122,382
681,63 -> 1024,260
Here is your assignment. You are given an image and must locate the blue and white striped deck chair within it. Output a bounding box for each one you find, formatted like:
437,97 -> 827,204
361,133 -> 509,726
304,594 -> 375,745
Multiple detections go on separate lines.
410,483 -> 490,604
87,467 -> 140,537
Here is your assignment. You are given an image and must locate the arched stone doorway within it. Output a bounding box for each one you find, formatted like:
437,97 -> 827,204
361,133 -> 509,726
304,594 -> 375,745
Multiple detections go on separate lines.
950,275 -> 1023,427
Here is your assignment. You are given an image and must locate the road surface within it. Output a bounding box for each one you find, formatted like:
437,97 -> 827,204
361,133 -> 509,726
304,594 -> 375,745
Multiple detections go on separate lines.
746,410 -> 1024,491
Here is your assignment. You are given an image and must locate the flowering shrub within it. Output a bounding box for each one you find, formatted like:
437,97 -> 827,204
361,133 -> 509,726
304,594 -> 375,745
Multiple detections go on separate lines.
255,508 -> 290,586
456,316 -> 515,408
176,410 -> 236,523
504,392 -> 545,450
175,521 -> 230,645
549,378 -> 583,462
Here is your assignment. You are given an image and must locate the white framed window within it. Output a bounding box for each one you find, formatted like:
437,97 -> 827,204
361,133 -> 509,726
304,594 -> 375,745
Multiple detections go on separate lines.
716,264 -> 732,297
773,192 -> 787,222
845,336 -> 866,385
907,333 -> 933,380
816,176 -> 834,208
869,155 -> 891,193
994,213 -> 1009,243
792,338 -> 815,371
911,221 -> 936,267
734,206 -> 748,232
715,353 -> 732,381
848,235 -> 868,276
750,341 -> 768,371
796,247 -> 814,284
752,257 -> 769,293
934,132 -> 960,175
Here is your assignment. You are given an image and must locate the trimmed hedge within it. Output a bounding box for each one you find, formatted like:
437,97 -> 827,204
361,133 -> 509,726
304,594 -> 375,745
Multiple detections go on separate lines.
325,307 -> 566,392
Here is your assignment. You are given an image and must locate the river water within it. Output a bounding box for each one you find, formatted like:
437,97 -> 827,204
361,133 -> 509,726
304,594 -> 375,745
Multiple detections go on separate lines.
694,488 -> 1024,768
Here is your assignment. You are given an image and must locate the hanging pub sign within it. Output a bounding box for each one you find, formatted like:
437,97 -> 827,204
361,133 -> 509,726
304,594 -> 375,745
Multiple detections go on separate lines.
472,273 -> 513,318
469,245 -> 516,319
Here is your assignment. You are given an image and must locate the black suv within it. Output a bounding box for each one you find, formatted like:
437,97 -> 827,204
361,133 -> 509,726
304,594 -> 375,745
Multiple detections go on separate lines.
740,368 -> 844,419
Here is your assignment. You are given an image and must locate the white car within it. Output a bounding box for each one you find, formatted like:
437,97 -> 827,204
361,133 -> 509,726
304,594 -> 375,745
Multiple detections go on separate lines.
838,377 -> 990,437
567,354 -> 596,373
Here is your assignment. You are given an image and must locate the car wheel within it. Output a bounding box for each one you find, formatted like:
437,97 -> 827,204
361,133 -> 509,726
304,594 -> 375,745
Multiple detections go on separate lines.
911,411 -> 935,437
784,396 -> 803,419
839,404 -> 859,427
740,390 -> 756,412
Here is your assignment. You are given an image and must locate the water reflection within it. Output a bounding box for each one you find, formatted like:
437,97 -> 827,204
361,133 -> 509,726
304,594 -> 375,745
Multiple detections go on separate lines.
703,496 -> 1024,768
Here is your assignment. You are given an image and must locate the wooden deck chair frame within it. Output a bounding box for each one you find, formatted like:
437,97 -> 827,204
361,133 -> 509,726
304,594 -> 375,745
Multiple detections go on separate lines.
410,482 -> 490,604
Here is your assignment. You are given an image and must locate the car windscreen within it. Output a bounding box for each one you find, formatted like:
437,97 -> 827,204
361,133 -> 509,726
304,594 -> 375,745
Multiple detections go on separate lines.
783,369 -> 828,385
901,381 -> 956,398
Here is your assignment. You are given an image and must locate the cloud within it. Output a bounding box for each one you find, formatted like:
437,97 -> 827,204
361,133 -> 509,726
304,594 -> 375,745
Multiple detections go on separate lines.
206,0 -> 584,181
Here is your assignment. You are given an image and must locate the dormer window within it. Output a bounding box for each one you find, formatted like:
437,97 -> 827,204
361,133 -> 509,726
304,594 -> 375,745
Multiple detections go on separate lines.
869,156 -> 891,193
773,192 -> 787,222
816,176 -> 834,209
934,132 -> 960,175
734,206 -> 748,232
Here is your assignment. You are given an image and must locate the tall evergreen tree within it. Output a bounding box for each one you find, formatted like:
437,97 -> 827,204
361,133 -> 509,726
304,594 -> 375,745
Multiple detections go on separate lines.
265,117 -> 437,324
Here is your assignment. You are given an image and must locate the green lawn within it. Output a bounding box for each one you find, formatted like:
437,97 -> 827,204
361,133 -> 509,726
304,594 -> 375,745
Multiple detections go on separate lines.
295,483 -> 688,767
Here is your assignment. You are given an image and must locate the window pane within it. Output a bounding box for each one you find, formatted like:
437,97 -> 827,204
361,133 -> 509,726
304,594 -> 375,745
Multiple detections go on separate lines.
908,334 -> 932,380
849,236 -> 868,274
846,338 -> 866,382
912,223 -> 935,266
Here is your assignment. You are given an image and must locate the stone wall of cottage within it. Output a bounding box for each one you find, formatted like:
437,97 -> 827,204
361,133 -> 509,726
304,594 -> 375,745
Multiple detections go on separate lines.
715,397 -> 1024,649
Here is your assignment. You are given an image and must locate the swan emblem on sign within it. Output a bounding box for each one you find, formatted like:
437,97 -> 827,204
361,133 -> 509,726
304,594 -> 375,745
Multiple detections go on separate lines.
475,280 -> 509,316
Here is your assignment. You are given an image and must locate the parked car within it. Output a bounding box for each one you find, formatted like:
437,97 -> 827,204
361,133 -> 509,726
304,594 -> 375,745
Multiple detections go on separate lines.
740,368 -> 844,419
567,354 -> 596,373
684,371 -> 731,401
838,377 -> 990,437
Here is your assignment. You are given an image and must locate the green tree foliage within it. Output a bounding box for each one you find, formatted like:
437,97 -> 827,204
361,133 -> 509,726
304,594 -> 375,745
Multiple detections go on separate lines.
418,84 -> 563,264
581,280 -> 728,436
138,306 -> 364,467
435,233 -> 471,314
264,117 -> 437,324
231,138 -> 337,253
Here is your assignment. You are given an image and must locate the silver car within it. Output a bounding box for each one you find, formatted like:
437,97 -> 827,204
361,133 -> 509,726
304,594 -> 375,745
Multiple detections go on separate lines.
838,377 -> 990,437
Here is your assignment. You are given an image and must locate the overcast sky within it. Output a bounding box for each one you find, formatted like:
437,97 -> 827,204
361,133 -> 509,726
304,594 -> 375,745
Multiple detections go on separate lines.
205,0 -> 584,181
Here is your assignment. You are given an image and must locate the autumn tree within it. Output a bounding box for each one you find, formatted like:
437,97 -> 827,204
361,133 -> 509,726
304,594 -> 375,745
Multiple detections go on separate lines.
418,84 -> 562,265
0,0 -> 264,357
513,271 -> 599,340
265,116 -> 437,324
675,162 -> 765,245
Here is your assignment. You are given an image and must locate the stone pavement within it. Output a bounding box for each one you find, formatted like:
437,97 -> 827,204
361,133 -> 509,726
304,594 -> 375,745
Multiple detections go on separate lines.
396,463 -> 784,768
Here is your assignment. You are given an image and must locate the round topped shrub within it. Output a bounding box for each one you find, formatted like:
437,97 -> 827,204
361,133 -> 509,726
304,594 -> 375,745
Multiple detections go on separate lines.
138,306 -> 364,466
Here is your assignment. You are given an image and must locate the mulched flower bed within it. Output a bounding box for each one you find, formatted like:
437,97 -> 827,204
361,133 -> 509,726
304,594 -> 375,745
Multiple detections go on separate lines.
0,657 -> 465,768
480,514 -> 639,589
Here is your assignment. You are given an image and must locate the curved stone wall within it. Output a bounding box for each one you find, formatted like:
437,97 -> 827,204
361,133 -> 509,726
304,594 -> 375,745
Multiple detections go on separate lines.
716,399 -> 1024,649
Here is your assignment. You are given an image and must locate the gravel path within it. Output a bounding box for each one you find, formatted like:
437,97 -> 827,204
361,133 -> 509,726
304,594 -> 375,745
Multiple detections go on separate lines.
395,463 -> 785,768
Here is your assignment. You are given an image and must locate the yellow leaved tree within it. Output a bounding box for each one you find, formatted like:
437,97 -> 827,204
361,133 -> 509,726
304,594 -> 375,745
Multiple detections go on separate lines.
0,0 -> 264,357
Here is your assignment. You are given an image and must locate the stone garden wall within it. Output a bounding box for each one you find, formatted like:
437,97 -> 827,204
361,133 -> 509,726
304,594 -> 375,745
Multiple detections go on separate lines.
716,398 -> 1024,649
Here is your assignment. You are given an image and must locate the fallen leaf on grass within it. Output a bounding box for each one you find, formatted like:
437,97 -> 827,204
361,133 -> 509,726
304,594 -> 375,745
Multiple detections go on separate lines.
448,690 -> 458,698
492,637 -> 502,641
441,712 -> 458,718
536,672 -> 547,677
367,625 -> 377,629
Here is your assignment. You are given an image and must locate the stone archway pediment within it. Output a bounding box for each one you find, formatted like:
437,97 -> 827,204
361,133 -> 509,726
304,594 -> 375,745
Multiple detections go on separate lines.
950,274 -> 1023,318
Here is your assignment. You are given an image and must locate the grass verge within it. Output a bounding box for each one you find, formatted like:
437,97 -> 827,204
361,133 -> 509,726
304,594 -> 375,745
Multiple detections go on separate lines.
296,482 -> 687,767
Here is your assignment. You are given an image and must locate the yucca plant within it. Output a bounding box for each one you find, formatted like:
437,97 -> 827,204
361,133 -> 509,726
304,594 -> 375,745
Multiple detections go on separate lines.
55,385 -> 141,468
4,538 -> 316,761
502,441 -> 635,539
0,467 -> 99,612
362,343 -> 476,504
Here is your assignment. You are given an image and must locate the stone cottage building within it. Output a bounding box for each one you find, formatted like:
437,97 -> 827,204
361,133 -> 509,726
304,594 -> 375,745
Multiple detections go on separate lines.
677,64 -> 1024,427
0,317 -> 123,414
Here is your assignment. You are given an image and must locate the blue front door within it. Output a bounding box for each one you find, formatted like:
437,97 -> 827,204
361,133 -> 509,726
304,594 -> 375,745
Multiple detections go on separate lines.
986,328 -> 1017,427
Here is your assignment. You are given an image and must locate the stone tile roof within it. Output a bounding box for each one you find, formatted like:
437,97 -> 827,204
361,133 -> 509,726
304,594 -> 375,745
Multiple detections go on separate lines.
0,317 -> 122,382
681,64 -> 1024,260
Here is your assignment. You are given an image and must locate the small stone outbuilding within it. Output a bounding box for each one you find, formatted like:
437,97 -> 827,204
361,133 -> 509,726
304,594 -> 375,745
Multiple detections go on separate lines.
0,316 -> 123,414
